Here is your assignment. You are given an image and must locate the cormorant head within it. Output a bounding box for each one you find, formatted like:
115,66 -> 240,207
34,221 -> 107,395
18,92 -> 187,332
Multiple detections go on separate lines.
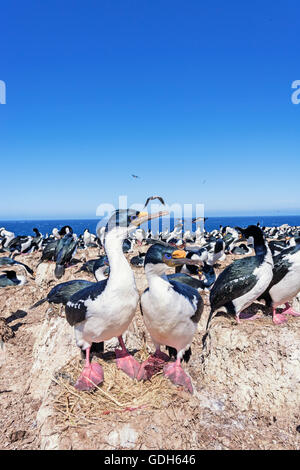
144,243 -> 202,276
104,209 -> 168,240
59,225 -> 73,236
1,270 -> 18,280
235,225 -> 265,247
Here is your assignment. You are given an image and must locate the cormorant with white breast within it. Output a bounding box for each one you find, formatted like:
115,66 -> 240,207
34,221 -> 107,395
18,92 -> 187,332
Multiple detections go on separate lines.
0,257 -> 34,276
0,270 -> 27,287
168,262 -> 216,291
258,242 -> 300,324
65,208 -> 167,391
137,243 -> 204,393
204,226 -> 273,342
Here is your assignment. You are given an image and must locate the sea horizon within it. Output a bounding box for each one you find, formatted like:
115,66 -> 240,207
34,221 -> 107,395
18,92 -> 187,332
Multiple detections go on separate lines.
1,214 -> 300,237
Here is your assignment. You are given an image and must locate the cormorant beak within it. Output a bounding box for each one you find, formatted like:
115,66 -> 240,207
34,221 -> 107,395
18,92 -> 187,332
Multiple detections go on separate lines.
163,254 -> 183,267
172,250 -> 186,259
130,210 -> 169,228
162,251 -> 203,268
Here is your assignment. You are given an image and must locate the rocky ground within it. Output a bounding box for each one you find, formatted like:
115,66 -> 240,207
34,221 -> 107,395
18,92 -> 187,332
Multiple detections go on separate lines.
0,245 -> 299,450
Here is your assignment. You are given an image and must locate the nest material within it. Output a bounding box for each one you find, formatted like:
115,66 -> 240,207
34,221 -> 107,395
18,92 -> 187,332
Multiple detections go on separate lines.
52,347 -> 181,426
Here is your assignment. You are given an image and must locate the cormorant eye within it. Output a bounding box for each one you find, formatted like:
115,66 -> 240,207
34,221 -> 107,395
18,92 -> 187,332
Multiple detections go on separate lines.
130,215 -> 137,221
164,254 -> 171,259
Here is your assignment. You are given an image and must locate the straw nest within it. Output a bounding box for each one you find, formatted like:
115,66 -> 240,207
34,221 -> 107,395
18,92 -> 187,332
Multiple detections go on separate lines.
52,347 -> 182,426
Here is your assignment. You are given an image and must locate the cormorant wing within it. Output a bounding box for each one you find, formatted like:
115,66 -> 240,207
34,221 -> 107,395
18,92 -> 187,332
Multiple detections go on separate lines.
168,279 -> 204,323
210,256 -> 261,312
48,280 -> 94,305
167,273 -> 205,290
266,243 -> 300,291
65,279 -> 108,326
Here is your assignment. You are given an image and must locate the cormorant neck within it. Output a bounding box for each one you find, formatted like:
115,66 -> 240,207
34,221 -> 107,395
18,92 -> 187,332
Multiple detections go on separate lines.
253,236 -> 268,260
145,263 -> 169,287
104,229 -> 135,286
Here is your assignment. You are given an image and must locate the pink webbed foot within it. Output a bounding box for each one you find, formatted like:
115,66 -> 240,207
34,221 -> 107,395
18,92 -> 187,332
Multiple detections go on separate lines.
115,349 -> 140,379
282,303 -> 300,317
115,336 -> 140,379
137,350 -> 170,381
75,362 -> 104,391
163,361 -> 193,394
272,309 -> 288,325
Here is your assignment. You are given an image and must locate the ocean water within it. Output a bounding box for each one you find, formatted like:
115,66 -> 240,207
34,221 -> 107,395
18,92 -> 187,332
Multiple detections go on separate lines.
1,215 -> 300,237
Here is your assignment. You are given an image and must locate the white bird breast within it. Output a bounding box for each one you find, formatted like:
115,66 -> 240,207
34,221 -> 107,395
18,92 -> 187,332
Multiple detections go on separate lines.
141,280 -> 197,352
233,251 -> 274,314
269,251 -> 300,307
75,282 -> 139,344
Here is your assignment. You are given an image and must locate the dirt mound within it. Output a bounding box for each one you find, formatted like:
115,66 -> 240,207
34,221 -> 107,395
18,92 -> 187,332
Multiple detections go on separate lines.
0,247 -> 299,450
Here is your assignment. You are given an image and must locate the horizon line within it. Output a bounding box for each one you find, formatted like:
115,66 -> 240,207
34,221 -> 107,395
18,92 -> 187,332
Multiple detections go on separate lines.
1,213 -> 300,222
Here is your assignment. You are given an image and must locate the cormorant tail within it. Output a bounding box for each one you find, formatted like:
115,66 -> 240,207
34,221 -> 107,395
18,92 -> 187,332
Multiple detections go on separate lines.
202,309 -> 214,349
30,298 -> 47,309
54,264 -> 65,279
18,262 -> 34,276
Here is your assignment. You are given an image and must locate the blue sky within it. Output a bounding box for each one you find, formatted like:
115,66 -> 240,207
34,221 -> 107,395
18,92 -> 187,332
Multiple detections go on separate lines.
0,0 -> 299,219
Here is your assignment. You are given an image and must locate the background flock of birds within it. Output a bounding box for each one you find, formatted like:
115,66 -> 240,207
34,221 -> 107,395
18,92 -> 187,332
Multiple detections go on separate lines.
0,196 -> 300,394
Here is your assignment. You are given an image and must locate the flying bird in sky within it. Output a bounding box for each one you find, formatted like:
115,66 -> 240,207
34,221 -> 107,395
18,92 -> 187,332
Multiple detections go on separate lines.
131,174 -> 140,179
144,196 -> 165,208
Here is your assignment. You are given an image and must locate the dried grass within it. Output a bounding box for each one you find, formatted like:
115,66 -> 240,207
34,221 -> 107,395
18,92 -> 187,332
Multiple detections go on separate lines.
52,347 -> 178,426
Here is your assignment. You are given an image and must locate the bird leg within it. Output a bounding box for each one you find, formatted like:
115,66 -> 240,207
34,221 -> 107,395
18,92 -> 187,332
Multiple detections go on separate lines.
163,357 -> 193,394
75,347 -> 104,391
115,336 -> 140,379
272,308 -> 288,325
282,302 -> 300,317
137,347 -> 170,381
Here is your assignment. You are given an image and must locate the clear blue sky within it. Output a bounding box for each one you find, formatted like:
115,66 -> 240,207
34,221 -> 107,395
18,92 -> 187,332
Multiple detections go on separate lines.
0,0 -> 299,219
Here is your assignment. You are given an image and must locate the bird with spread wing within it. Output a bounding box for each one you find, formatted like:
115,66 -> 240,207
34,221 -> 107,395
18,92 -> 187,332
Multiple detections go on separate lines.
144,196 -> 165,208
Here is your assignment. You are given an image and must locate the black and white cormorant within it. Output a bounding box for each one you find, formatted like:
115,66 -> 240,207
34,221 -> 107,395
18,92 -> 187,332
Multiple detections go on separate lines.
65,209 -> 166,391
0,270 -> 27,287
76,255 -> 108,275
258,242 -> 300,324
205,225 -> 273,333
54,233 -> 78,279
168,262 -> 216,291
0,257 -> 34,276
38,238 -> 60,264
137,243 -> 204,393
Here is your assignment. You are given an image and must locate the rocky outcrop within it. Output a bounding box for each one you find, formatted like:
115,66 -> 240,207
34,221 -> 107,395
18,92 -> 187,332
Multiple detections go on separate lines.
199,313 -> 300,419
